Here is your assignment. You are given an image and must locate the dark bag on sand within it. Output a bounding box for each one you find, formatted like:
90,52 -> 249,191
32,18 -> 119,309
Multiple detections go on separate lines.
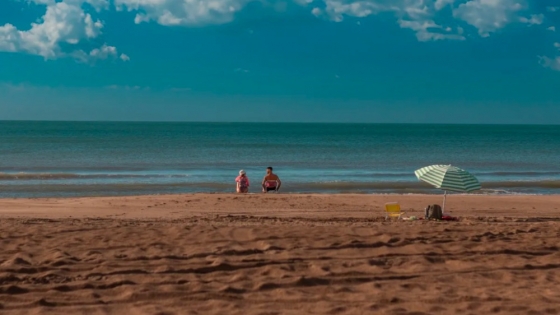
425,204 -> 443,220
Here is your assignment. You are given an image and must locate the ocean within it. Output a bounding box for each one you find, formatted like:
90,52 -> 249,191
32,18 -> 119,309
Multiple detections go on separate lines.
1,121 -> 559,198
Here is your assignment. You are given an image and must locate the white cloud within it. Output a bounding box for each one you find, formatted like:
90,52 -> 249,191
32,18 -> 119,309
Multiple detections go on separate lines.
293,0 -> 314,4
29,0 -> 110,11
547,6 -> 559,12
0,1 -> 102,58
398,19 -> 465,41
120,53 -> 130,61
539,43 -> 560,71
540,56 -> 560,71
71,44 -> 125,63
519,14 -> 543,25
310,0 -> 467,41
315,0 -> 388,22
0,0 -> 124,61
83,0 -> 111,11
308,0 -> 542,41
434,0 -> 455,10
453,0 -> 526,37
90,44 -> 118,59
548,26 -> 556,32
311,7 -> 322,16
114,0 -> 253,26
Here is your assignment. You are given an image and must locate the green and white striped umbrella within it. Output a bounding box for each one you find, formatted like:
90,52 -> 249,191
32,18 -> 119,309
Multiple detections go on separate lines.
414,165 -> 481,212
415,165 -> 481,192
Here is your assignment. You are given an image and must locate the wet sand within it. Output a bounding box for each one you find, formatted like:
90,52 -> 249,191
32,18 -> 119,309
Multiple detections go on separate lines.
1,193 -> 560,314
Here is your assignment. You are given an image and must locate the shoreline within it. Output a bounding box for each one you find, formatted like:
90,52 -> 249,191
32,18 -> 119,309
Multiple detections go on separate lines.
3,191 -> 560,198
2,182 -> 560,198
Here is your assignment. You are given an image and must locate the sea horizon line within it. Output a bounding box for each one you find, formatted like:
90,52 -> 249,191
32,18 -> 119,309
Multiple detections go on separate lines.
1,120 -> 559,126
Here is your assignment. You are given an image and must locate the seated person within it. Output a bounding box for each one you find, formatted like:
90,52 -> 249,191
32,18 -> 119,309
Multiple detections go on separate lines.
262,166 -> 281,193
235,170 -> 250,193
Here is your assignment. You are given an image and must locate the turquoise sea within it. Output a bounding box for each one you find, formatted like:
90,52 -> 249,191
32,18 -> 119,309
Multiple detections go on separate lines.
1,121 -> 559,197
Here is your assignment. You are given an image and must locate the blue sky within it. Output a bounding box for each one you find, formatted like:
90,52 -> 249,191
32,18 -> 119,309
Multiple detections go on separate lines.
1,0 -> 559,123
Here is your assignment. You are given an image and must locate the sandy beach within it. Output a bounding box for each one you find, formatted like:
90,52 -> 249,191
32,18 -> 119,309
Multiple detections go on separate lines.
1,193 -> 560,314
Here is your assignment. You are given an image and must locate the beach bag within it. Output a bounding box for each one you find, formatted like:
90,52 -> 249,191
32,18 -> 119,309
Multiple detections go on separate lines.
425,204 -> 443,220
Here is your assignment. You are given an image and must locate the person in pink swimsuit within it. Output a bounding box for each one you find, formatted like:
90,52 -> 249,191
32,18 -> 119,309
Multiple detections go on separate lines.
235,170 -> 250,193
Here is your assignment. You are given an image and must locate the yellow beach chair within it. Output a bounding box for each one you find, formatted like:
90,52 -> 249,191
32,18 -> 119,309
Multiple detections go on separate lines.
384,202 -> 404,220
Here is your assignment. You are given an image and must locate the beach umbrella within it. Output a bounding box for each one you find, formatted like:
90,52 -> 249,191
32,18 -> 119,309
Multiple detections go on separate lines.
414,164 -> 481,212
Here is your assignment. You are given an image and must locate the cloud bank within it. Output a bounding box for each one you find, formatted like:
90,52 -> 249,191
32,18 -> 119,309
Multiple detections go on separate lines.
0,0 -> 559,69
0,0 -> 125,62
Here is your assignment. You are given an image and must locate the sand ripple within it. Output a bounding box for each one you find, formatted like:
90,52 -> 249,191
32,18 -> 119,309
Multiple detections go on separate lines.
1,214 -> 560,314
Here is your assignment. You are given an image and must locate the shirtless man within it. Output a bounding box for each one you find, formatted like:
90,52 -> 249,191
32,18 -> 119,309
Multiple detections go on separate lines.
262,166 -> 281,193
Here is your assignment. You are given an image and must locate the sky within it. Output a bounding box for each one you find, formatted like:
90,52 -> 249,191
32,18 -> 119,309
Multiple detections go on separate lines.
1,0 -> 560,124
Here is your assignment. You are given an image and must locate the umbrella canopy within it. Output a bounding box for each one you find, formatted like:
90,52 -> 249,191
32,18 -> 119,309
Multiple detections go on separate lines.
415,165 -> 481,213
415,164 -> 481,192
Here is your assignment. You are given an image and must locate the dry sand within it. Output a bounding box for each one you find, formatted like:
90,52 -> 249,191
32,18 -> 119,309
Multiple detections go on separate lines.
1,193 -> 560,315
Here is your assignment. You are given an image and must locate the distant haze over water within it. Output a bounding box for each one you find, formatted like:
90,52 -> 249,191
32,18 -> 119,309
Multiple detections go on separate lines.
1,121 -> 559,197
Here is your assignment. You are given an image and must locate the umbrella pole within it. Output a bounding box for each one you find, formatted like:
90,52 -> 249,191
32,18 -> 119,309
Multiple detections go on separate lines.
442,190 -> 447,214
